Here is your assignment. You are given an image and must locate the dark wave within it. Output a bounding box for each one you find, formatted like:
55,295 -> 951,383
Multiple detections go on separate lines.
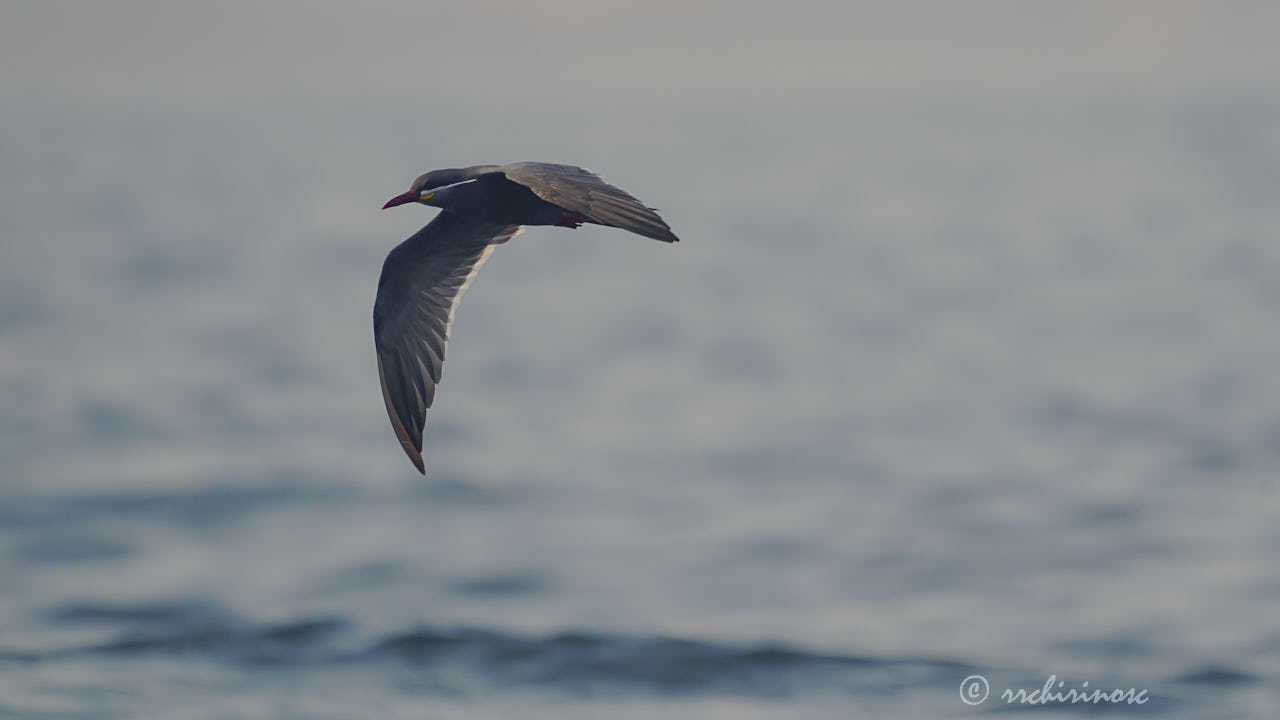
45,601 -> 350,666
1176,666 -> 1258,686
363,627 -> 973,696
18,601 -> 976,697
10,601 -> 1195,707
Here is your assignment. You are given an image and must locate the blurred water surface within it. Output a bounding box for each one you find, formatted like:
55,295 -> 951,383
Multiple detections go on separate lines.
2,2 -> 1279,718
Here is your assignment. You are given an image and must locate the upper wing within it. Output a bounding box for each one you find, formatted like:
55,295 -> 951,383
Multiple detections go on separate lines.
500,162 -> 680,243
373,212 -> 521,474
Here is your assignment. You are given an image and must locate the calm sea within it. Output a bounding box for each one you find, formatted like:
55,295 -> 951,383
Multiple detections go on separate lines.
2,4 -> 1279,718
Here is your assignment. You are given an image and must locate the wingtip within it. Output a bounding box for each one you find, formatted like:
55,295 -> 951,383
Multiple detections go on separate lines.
401,440 -> 426,475
645,225 -> 680,243
377,353 -> 430,476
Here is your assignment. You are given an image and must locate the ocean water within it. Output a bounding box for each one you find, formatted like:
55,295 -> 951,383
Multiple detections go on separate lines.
3,4 -> 1280,719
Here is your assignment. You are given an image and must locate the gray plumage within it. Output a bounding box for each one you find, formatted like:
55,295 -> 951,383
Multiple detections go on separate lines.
375,162 -> 679,474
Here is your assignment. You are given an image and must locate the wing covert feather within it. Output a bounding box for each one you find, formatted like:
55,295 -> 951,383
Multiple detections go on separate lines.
500,162 -> 679,243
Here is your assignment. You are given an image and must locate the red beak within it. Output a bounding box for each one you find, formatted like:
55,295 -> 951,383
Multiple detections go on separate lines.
382,190 -> 419,210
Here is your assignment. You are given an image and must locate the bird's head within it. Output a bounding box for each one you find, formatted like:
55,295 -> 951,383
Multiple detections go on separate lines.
382,170 -> 472,210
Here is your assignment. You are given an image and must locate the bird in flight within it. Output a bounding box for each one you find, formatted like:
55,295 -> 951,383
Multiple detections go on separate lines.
375,162 -> 679,474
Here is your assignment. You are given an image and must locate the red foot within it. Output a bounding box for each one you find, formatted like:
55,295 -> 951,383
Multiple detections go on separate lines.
555,211 -> 585,229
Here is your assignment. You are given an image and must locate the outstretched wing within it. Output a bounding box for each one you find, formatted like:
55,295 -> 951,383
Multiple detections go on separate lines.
373,212 -> 521,474
500,162 -> 680,243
